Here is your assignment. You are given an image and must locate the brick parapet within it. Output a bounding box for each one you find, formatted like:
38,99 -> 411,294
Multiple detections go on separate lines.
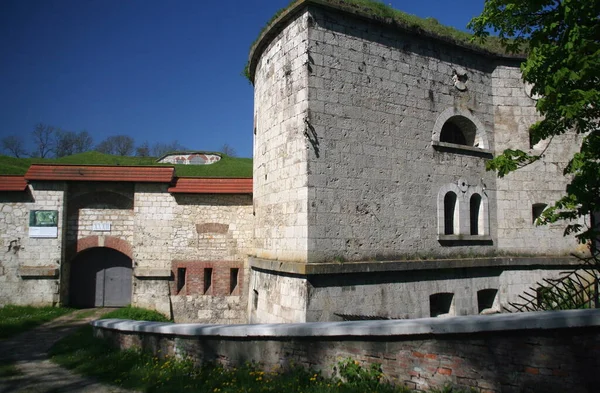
94,309 -> 600,393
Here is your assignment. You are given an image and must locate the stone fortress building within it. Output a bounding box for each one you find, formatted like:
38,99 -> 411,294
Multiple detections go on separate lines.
0,0 -> 585,323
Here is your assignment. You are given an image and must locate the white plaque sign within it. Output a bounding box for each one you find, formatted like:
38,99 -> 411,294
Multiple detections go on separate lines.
92,222 -> 111,232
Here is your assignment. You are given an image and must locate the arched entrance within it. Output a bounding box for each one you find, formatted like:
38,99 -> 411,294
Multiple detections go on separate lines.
69,247 -> 132,307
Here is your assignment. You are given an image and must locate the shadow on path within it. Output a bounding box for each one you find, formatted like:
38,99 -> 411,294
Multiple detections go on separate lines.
0,308 -> 137,393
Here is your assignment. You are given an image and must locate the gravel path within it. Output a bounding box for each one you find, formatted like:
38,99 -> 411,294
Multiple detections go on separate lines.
0,308 -> 136,393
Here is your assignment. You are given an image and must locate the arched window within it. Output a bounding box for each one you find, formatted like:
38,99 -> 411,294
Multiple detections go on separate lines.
439,116 -> 478,146
444,192 -> 457,235
440,122 -> 467,145
470,193 -> 482,235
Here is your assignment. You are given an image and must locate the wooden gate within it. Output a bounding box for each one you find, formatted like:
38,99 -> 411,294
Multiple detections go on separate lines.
70,247 -> 132,308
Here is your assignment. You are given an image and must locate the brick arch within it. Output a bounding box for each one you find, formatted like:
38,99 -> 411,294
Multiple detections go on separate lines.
72,235 -> 133,260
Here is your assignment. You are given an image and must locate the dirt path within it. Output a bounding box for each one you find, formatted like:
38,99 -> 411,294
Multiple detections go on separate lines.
0,308 -> 136,393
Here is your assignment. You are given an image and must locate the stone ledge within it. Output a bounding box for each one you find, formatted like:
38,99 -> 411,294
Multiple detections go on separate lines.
133,268 -> 172,278
249,256 -> 582,276
432,141 -> 493,157
92,309 -> 600,338
438,234 -> 493,241
18,266 -> 59,278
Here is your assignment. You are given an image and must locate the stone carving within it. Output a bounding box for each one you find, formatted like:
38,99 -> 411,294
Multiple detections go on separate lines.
452,67 -> 468,91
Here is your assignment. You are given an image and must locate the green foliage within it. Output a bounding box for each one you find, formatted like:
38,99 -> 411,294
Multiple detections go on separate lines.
245,0 -> 509,83
100,306 -> 172,322
335,358 -> 394,392
0,305 -> 74,339
51,327 -> 418,392
470,0 -> 600,244
536,279 -> 597,311
0,151 -> 252,178
0,360 -> 22,377
54,326 -> 482,392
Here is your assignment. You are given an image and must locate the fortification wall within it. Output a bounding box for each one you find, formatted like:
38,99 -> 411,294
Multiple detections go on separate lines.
133,184 -> 253,323
252,10 -> 311,263
491,65 -> 582,254
251,3 -> 580,264
303,6 -> 499,262
94,309 -> 600,393
0,182 -> 65,306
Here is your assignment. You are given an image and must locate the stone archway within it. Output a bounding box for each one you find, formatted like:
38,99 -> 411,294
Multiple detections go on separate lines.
69,247 -> 132,308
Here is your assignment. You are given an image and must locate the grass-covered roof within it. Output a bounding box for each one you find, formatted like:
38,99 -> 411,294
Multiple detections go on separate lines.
246,0 -> 520,82
0,151 -> 253,178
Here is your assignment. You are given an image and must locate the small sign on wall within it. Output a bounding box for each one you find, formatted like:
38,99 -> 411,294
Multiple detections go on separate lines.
92,222 -> 111,232
29,210 -> 58,238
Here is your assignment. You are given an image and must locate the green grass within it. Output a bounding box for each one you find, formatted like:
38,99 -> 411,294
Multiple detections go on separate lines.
100,306 -> 172,322
245,0 -> 515,82
0,151 -> 252,178
0,360 -> 22,377
50,325 -> 474,393
0,305 -> 74,340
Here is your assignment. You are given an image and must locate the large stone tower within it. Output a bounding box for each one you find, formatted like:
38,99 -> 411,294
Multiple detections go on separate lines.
248,0 -> 582,323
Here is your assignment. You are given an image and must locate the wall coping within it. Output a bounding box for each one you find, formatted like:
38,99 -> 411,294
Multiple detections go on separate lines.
249,256 -> 582,276
93,309 -> 600,338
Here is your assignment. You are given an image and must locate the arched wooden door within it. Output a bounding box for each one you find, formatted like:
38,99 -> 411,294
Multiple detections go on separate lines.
70,247 -> 132,307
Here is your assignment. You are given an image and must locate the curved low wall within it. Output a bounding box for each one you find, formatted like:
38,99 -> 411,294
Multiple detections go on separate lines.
93,309 -> 600,392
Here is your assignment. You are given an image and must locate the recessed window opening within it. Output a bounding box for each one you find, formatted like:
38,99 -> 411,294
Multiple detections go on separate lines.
444,192 -> 458,235
230,268 -> 239,294
203,268 -> 213,294
430,292 -> 454,317
176,268 -> 186,294
477,289 -> 498,313
439,116 -> 477,146
253,289 -> 259,310
532,203 -> 548,224
529,131 -> 535,149
470,194 -> 482,235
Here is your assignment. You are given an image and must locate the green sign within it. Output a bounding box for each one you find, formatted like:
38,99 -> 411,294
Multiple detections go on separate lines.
29,210 -> 58,227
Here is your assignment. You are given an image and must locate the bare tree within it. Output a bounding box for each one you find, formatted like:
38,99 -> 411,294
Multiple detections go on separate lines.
136,141 -> 150,157
74,131 -> 93,153
54,130 -> 94,158
152,140 -> 186,157
1,135 -> 27,158
96,135 -> 135,156
221,143 -> 237,157
31,123 -> 54,158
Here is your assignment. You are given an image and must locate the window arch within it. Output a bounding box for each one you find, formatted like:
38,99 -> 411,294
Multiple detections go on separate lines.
444,192 -> 458,235
432,108 -> 489,150
470,193 -> 482,235
438,182 -> 489,240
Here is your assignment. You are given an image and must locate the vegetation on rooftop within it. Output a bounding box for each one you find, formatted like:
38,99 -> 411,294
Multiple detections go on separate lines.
245,0 -> 514,82
0,151 -> 252,178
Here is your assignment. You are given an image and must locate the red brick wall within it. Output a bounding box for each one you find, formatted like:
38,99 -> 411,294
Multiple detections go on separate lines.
69,235 -> 133,259
171,260 -> 243,296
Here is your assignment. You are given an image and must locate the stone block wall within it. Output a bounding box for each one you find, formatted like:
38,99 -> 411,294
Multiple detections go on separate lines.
133,184 -> 253,322
0,182 -> 65,306
249,268 -> 308,323
492,65 -> 582,254
252,10 -> 311,262
303,6 -> 499,261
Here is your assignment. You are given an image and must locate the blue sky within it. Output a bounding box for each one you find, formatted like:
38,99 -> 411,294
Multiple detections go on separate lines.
0,0 -> 486,158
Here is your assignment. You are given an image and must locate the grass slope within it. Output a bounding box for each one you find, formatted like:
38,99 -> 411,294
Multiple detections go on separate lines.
0,151 -> 252,178
0,305 -> 74,339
